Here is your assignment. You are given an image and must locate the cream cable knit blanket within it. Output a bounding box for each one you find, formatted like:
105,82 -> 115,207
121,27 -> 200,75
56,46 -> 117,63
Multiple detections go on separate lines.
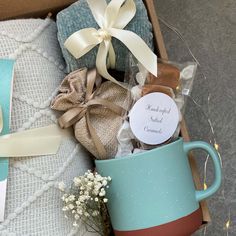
0,18 -> 94,236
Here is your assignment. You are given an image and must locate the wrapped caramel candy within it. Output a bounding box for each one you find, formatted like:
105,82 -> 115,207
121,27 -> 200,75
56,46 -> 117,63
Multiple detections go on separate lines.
142,84 -> 174,97
146,63 -> 180,90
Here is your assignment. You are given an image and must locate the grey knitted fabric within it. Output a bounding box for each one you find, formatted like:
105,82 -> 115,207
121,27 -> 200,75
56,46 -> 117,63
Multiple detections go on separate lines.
0,18 -> 94,236
57,0 -> 154,73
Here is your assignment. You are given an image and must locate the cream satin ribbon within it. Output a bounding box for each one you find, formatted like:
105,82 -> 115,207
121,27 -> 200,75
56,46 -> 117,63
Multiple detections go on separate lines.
0,106 -> 71,157
64,0 -> 157,86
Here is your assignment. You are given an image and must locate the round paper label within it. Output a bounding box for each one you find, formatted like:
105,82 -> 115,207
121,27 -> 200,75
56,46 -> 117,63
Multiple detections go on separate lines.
129,92 -> 179,145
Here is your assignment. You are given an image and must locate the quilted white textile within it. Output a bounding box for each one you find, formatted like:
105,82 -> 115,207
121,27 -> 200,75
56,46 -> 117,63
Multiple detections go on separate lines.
0,18 -> 94,236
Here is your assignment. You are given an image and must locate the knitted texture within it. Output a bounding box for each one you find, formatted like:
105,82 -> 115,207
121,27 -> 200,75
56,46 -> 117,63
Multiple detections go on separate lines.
57,0 -> 154,73
0,18 -> 95,236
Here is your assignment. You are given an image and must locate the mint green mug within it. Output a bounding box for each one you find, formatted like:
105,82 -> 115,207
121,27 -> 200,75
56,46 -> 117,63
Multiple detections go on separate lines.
95,138 -> 221,236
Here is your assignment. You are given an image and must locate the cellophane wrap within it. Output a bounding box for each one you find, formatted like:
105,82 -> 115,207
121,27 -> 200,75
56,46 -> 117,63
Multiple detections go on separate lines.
115,55 -> 197,156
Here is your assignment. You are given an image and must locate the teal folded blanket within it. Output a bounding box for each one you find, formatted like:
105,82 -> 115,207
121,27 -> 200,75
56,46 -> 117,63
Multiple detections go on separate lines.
57,0 -> 154,73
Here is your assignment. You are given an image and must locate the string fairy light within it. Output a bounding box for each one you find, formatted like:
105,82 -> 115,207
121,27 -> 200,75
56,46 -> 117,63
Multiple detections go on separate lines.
225,210 -> 231,236
158,16 -> 230,235
202,225 -> 207,236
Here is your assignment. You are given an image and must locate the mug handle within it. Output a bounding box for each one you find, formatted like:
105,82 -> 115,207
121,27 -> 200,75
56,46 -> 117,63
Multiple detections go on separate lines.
183,141 -> 222,202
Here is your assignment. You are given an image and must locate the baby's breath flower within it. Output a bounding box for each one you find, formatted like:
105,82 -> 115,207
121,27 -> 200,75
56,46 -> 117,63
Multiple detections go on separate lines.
62,206 -> 68,211
92,210 -> 99,216
60,170 -> 111,235
99,188 -> 106,197
77,209 -> 83,215
61,194 -> 67,201
92,189 -> 99,196
95,182 -> 102,190
68,195 -> 75,202
80,186 -> 85,190
73,177 -> 81,186
102,179 -> 108,186
69,204 -> 75,210
95,174 -> 103,182
87,173 -> 94,180
84,212 -> 90,217
58,182 -> 66,192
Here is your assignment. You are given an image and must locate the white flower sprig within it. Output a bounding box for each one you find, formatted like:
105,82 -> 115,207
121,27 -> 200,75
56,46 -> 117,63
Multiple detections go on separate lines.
59,170 -> 112,235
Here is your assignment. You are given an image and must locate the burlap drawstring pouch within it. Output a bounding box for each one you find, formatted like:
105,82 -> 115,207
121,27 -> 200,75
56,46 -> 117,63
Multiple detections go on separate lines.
51,68 -> 131,159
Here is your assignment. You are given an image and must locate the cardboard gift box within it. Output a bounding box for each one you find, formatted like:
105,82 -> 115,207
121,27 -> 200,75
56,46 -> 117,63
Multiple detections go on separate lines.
0,0 -> 210,229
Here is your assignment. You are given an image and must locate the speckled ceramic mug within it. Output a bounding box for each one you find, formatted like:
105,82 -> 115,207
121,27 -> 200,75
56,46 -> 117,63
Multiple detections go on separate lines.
95,138 -> 221,236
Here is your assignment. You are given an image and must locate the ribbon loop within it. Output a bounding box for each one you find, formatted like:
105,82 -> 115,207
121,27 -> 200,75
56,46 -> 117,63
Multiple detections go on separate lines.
65,28 -> 102,59
87,0 -> 107,28
104,0 -> 126,28
65,0 -> 157,87
109,28 -> 157,76
87,98 -> 126,115
86,68 -> 99,99
113,0 -> 136,29
58,107 -> 85,129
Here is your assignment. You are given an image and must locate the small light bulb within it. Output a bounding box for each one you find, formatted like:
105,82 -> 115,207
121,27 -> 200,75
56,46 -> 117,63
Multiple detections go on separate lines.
214,143 -> 219,151
226,220 -> 230,229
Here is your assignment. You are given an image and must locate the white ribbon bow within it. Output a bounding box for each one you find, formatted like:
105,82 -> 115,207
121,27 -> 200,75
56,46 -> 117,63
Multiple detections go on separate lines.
64,0 -> 157,86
